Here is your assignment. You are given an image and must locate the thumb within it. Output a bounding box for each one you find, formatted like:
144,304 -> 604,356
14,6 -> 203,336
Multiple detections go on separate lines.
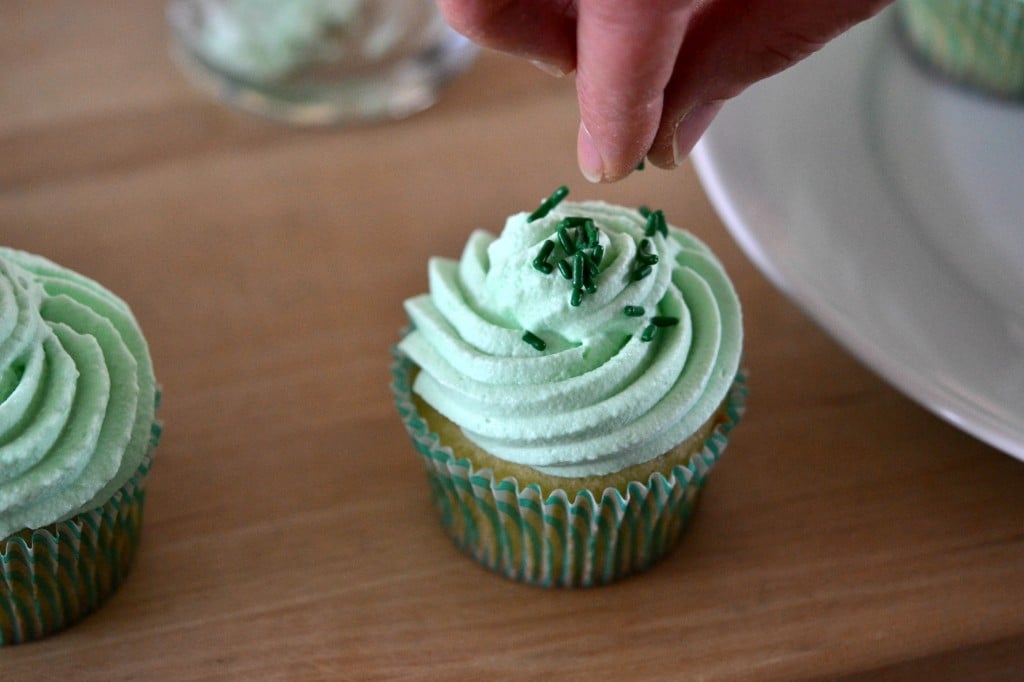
574,0 -> 696,183
647,0 -> 892,167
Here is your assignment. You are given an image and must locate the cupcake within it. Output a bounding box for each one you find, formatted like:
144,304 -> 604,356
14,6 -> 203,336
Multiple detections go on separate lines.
392,187 -> 745,587
0,248 -> 160,644
897,0 -> 1024,98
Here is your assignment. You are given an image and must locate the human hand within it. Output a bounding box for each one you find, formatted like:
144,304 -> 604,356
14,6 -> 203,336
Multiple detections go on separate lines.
437,0 -> 892,182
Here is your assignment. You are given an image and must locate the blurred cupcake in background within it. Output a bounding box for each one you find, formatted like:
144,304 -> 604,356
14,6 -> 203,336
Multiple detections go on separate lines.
897,0 -> 1024,98
0,248 -> 160,644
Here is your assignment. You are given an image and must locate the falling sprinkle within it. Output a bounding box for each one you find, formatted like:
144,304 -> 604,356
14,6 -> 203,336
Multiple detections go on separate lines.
527,185 -> 569,222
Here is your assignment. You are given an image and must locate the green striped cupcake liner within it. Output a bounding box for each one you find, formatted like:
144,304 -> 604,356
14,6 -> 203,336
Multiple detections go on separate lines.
897,0 -> 1024,98
0,421 -> 162,645
391,346 -> 747,588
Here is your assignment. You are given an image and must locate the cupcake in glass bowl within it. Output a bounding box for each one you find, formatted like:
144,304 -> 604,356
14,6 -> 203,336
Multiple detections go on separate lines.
0,247 -> 160,644
392,187 -> 746,587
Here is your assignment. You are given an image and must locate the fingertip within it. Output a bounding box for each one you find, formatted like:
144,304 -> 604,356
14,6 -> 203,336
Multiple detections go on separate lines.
673,102 -> 722,164
531,59 -> 572,78
649,101 -> 722,168
577,121 -> 605,183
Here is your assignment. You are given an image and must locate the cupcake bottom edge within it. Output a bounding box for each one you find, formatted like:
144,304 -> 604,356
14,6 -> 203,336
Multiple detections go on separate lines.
0,446 -> 156,645
392,348 -> 747,588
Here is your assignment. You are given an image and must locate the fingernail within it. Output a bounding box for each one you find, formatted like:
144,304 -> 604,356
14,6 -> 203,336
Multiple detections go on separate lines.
577,122 -> 604,183
530,59 -> 568,78
673,103 -> 721,166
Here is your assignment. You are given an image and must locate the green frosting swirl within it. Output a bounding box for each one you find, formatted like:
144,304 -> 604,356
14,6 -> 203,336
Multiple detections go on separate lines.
398,200 -> 742,477
0,248 -> 156,538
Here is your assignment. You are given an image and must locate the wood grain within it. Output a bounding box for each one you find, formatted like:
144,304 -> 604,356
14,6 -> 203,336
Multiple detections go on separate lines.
2,2 -> 1023,679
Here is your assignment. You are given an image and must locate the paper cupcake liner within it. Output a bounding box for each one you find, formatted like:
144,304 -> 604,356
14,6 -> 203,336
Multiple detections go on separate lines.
391,346 -> 747,588
897,0 -> 1024,98
0,421 -> 162,645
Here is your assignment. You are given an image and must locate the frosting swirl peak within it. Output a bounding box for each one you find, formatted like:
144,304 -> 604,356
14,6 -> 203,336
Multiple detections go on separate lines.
0,248 -> 156,537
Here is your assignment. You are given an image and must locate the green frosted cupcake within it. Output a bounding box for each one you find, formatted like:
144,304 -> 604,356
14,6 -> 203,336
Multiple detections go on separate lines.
393,188 -> 745,587
897,0 -> 1024,98
0,248 -> 160,644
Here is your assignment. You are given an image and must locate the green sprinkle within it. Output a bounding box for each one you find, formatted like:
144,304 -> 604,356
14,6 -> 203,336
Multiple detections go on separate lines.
584,221 -> 599,248
527,185 -> 569,222
570,288 -> 584,307
643,209 -> 667,237
536,239 -> 555,261
636,159 -> 646,171
556,259 -> 572,280
641,324 -> 658,342
532,240 -> 556,273
638,205 -> 652,218
583,266 -> 597,294
651,315 -> 679,327
639,238 -> 652,253
572,252 -> 585,290
644,210 -> 660,236
590,244 -> 604,267
639,253 -> 659,266
557,225 -> 577,255
522,330 -> 547,351
631,264 -> 653,282
624,305 -> 645,317
559,216 -> 589,228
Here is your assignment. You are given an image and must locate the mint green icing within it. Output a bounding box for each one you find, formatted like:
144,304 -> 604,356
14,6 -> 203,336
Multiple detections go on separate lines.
398,200 -> 742,478
192,0 -> 362,81
0,248 -> 156,538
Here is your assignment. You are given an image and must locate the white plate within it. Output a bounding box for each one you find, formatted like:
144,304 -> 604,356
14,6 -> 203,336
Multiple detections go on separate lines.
692,9 -> 1024,461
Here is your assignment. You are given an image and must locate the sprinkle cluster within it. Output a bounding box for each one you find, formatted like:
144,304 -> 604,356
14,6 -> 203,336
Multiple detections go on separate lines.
528,186 -> 605,309
532,216 -> 606,309
520,187 -> 680,351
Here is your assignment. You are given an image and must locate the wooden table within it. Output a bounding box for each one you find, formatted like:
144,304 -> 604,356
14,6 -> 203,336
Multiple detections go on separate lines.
3,2 -> 1023,679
